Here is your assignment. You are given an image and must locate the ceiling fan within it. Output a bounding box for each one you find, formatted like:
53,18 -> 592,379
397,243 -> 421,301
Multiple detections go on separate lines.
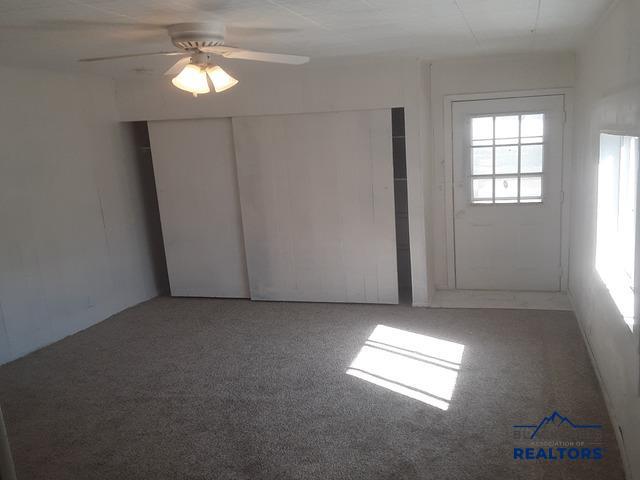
79,22 -> 310,97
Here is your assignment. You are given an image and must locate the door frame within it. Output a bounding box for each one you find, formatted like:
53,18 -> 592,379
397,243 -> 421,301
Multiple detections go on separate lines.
443,88 -> 574,290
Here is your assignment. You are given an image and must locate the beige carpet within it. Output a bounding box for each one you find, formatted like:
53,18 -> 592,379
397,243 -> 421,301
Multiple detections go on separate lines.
0,297 -> 626,479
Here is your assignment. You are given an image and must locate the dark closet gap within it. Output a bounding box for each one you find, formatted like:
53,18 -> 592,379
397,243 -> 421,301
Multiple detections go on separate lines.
392,108 -> 412,305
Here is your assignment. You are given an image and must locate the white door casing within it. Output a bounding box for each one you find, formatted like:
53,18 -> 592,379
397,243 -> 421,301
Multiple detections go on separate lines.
452,95 -> 565,291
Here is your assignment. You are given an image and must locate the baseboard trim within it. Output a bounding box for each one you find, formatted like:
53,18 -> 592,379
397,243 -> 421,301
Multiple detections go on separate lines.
568,288 -> 633,480
430,289 -> 572,310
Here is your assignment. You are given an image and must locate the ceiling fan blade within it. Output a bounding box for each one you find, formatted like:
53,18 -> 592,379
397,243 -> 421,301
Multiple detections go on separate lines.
39,20 -> 164,32
2,21 -> 165,42
201,46 -> 309,64
78,51 -> 185,63
201,46 -> 308,65
1,20 -> 162,31
164,57 -> 192,76
225,26 -> 300,36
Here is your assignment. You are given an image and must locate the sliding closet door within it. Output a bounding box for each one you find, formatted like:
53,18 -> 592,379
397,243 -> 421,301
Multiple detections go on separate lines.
148,119 -> 249,298
233,110 -> 397,304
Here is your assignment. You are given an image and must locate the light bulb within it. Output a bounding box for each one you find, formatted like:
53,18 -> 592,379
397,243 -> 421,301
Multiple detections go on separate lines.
172,64 -> 210,95
206,65 -> 238,93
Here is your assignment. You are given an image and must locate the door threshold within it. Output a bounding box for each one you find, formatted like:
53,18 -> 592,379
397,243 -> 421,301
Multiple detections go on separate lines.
431,289 -> 572,311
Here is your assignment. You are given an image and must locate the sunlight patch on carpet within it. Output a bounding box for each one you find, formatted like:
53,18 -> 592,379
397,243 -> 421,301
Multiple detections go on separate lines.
347,325 -> 464,410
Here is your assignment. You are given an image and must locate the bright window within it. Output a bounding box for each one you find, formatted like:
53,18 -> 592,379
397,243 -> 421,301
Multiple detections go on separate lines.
596,133 -> 639,330
470,114 -> 544,204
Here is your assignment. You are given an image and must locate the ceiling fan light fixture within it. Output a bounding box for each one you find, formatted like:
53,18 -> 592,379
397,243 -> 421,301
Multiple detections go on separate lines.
206,65 -> 238,93
171,63 -> 210,96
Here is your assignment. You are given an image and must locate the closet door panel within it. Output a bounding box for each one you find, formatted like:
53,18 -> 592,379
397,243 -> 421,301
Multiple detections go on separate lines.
232,109 -> 397,304
148,118 -> 249,298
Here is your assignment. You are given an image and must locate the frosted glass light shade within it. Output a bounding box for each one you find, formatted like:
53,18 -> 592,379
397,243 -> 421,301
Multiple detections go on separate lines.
206,65 -> 238,92
172,64 -> 210,95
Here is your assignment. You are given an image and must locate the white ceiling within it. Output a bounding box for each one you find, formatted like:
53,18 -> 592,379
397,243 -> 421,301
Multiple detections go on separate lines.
0,0 -> 612,77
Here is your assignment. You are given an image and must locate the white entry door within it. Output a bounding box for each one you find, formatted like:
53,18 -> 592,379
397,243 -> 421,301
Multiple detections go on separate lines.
452,95 -> 565,291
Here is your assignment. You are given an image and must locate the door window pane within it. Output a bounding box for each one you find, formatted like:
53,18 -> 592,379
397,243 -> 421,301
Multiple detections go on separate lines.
472,117 -> 493,141
521,145 -> 543,173
495,177 -> 518,201
521,114 -> 543,138
472,147 -> 493,174
495,146 -> 518,174
495,116 -> 519,139
520,176 -> 542,198
472,178 -> 493,201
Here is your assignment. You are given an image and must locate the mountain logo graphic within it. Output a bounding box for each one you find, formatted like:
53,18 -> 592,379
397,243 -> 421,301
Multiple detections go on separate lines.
513,411 -> 602,439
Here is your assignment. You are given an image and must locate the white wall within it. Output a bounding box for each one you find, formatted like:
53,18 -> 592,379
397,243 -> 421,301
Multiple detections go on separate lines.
569,0 -> 640,477
428,53 -> 576,289
0,66 -> 163,364
115,56 -> 431,306
115,53 -> 577,303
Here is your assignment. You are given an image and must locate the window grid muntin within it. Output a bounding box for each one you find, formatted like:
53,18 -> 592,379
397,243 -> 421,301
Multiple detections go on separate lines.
470,113 -> 544,204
